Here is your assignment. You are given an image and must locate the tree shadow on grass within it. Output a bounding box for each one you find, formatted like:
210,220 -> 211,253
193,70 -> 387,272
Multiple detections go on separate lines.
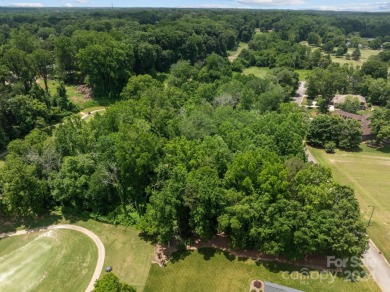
138,231 -> 158,245
0,213 -> 62,234
377,145 -> 390,154
60,206 -> 91,224
170,249 -> 193,263
342,146 -> 363,153
197,247 -> 236,262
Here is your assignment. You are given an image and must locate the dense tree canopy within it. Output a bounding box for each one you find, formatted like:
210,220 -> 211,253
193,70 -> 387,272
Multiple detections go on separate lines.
0,8 -> 376,260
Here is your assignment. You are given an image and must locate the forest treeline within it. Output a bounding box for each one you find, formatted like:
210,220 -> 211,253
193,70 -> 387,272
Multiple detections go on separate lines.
1,9 -> 390,148
3,8 -> 390,259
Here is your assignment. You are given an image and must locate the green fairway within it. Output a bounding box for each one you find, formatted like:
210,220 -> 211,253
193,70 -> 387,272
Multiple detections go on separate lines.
243,66 -> 270,78
309,144 -> 390,262
0,229 -> 97,292
144,248 -> 379,292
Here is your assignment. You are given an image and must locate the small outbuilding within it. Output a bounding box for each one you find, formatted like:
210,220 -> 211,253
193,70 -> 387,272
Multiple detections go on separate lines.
105,266 -> 112,272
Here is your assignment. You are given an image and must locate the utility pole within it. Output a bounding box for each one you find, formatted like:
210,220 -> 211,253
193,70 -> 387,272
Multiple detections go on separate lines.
367,205 -> 375,227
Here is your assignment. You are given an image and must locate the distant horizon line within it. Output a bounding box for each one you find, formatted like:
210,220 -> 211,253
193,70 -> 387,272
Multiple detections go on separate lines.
1,6 -> 390,13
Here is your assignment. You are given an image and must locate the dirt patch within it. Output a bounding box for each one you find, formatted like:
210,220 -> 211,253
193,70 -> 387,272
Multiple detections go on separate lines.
249,279 -> 264,292
77,85 -> 92,100
153,233 -> 334,270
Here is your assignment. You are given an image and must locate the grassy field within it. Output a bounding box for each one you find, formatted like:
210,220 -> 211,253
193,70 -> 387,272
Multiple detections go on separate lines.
243,66 -> 270,78
228,42 -> 248,62
295,69 -> 312,81
144,248 -> 379,292
76,220 -> 154,291
309,144 -> 390,262
0,216 -> 154,292
38,79 -> 100,109
242,66 -> 310,80
80,106 -> 107,122
254,28 -> 263,36
331,48 -> 379,67
0,229 -> 97,292
299,42 -> 380,66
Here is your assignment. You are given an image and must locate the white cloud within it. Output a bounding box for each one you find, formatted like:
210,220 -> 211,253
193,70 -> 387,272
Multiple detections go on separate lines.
63,2 -> 73,6
237,0 -> 304,5
9,2 -> 43,6
314,1 -> 390,11
75,0 -> 88,3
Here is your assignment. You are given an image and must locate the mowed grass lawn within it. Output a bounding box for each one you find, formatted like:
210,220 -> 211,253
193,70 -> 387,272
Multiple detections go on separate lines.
309,144 -> 390,262
144,248 -> 379,292
243,67 -> 312,81
0,217 -> 154,292
331,48 -> 380,66
0,229 -> 97,292
76,220 -> 154,291
243,66 -> 270,78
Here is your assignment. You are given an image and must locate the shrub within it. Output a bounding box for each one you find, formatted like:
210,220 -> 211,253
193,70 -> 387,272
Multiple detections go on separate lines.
325,141 -> 336,153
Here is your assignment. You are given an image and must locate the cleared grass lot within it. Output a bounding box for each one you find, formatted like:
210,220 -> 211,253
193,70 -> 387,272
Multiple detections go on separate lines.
0,229 -> 97,292
228,41 -> 248,62
38,79 -> 100,109
144,248 -> 379,292
76,220 -> 154,291
309,144 -> 390,262
242,66 -> 270,78
331,48 -> 380,66
295,69 -> 311,81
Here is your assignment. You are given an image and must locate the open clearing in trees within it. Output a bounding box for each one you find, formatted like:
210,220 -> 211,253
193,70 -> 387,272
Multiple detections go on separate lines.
0,229 -> 97,292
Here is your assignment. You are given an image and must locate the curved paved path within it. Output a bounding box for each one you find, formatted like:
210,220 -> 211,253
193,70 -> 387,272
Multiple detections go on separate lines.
1,224 -> 105,292
81,109 -> 106,120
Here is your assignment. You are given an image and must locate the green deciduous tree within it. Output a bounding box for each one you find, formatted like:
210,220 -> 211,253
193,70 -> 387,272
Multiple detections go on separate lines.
77,41 -> 134,98
339,95 -> 361,113
93,273 -> 136,292
0,155 -> 48,216
351,47 -> 361,61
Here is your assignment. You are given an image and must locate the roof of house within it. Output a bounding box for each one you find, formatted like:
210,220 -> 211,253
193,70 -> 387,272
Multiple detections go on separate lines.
332,94 -> 366,104
334,110 -> 372,136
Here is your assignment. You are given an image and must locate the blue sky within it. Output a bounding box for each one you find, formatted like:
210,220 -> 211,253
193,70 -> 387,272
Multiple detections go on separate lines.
2,0 -> 390,12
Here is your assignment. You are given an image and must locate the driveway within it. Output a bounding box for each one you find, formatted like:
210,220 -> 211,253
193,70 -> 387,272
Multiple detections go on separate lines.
294,81 -> 306,106
363,240 -> 390,292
